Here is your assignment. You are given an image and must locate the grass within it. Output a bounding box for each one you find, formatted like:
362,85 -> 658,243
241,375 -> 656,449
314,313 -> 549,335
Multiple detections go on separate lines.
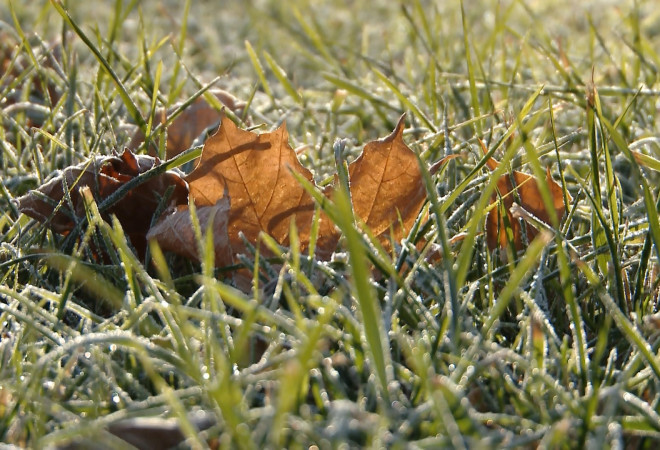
2,0 -> 660,448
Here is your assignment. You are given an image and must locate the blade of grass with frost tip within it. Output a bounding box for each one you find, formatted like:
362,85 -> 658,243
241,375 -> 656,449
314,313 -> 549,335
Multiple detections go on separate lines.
411,0 -> 437,53
556,237 -> 590,392
548,96 -> 571,214
418,155 -> 459,342
589,205 -> 610,282
101,217 -> 163,336
372,68 -> 436,132
306,206 -> 322,267
601,115 -> 660,264
9,3 -> 53,110
107,217 -> 140,308
577,261 -> 660,382
138,13 -> 153,90
333,186 -> 392,405
31,128 -> 69,152
460,1 -> 481,134
263,51 -> 303,105
472,42 -> 495,117
133,75 -> 221,154
50,0 -> 147,130
573,171 -> 627,312
107,0 -> 138,47
517,121 -> 562,226
483,232 -> 551,336
592,86 -> 620,240
601,117 -> 660,307
148,240 -> 174,290
245,40 -> 273,100
289,170 -> 411,315
586,96 -> 602,207
61,51 -> 78,162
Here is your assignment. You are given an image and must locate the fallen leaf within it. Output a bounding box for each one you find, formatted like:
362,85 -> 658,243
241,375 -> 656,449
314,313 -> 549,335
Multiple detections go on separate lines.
15,149 -> 188,257
482,143 -> 568,251
128,89 -> 247,159
348,115 -> 426,246
148,115 -> 437,271
21,114 -> 436,278
146,197 -> 232,268
185,114 -> 339,259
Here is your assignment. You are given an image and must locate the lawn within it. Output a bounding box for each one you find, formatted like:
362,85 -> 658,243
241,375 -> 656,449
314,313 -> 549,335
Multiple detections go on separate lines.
2,0 -> 660,448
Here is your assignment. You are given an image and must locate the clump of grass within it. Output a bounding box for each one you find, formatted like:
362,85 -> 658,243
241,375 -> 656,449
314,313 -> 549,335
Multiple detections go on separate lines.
2,0 -> 660,448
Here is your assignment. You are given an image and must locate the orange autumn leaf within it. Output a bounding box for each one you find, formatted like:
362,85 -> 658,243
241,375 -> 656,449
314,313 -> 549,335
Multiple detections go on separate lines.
482,144 -> 568,251
348,115 -> 427,245
184,114 -> 339,259
15,150 -> 189,257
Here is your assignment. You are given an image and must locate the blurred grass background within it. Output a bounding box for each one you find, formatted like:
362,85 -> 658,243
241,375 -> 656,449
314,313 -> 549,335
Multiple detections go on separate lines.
2,0 -> 660,448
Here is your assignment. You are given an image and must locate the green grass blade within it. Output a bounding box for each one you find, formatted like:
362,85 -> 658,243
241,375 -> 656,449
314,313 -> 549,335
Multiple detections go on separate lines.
245,40 -> 273,100
49,0 -> 147,130
578,262 -> 660,382
483,232 -> 551,336
263,51 -> 303,105
460,0 -> 481,134
372,68 -> 436,132
332,186 -> 392,406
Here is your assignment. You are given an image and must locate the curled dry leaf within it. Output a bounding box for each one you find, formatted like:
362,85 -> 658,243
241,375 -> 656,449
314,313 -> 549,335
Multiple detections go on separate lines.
482,143 -> 569,251
128,89 -> 247,160
15,149 -> 188,256
146,197 -> 232,268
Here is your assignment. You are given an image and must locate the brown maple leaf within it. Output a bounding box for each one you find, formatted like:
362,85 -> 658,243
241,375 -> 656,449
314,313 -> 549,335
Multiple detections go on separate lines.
184,114 -> 338,259
483,147 -> 568,251
15,149 -> 188,257
128,90 -> 247,160
348,115 -> 427,246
